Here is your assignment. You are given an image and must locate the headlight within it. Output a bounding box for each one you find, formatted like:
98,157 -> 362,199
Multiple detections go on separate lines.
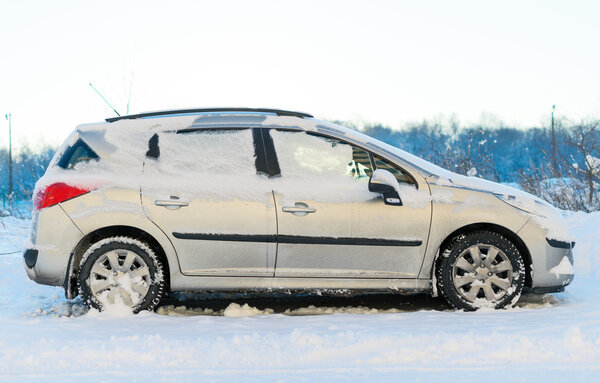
494,193 -> 574,242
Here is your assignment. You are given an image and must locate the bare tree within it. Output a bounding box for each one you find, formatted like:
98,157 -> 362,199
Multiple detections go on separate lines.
563,120 -> 600,208
519,119 -> 600,212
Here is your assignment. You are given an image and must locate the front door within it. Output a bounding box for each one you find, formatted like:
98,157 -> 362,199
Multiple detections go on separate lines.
268,130 -> 431,278
141,128 -> 277,277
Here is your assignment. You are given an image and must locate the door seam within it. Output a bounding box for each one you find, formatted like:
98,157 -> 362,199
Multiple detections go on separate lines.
272,190 -> 279,277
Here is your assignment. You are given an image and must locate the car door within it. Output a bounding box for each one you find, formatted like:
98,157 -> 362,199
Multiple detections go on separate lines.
268,129 -> 432,278
141,128 -> 277,277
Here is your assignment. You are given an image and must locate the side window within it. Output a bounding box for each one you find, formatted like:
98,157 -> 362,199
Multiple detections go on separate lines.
156,128 -> 257,177
373,155 -> 415,185
347,147 -> 373,182
57,139 -> 99,169
271,131 -> 372,182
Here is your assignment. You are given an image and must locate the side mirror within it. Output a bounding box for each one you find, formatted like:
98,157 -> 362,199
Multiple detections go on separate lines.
368,169 -> 403,206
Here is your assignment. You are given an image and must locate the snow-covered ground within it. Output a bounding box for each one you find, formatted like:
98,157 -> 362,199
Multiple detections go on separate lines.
1,212 -> 599,382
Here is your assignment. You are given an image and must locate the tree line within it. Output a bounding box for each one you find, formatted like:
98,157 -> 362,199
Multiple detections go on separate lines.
0,146 -> 54,214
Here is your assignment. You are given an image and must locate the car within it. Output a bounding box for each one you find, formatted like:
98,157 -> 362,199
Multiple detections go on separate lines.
24,108 -> 575,312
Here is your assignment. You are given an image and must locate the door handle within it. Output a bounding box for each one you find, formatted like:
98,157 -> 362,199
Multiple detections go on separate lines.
282,202 -> 316,216
155,200 -> 189,210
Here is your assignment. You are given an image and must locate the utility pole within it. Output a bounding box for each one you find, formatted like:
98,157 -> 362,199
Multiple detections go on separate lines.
4,113 -> 12,198
551,105 -> 557,174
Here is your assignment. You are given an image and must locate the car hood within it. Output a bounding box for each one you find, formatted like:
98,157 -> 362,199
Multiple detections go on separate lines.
431,173 -> 537,200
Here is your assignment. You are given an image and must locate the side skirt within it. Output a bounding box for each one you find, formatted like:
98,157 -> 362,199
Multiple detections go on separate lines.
169,275 -> 430,293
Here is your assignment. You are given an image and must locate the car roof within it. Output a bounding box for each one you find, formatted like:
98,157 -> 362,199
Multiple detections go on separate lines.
104,108 -> 313,122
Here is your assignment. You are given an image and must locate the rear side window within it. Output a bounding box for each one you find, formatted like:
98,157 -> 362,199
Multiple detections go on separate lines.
57,139 -> 99,169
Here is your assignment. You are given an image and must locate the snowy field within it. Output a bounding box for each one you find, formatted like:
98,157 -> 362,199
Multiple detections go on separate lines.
1,212 -> 599,382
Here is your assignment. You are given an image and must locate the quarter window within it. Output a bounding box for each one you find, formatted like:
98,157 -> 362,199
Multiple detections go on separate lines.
373,155 -> 415,185
57,139 -> 99,169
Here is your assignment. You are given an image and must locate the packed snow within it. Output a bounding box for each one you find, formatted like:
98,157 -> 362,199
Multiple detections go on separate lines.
550,256 -> 575,278
1,212 -> 600,382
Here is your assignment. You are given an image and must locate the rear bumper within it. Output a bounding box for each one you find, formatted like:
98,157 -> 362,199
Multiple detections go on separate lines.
24,205 -> 83,287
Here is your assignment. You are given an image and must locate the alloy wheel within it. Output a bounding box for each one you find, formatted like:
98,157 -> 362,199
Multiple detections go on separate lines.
88,249 -> 151,307
452,244 -> 514,303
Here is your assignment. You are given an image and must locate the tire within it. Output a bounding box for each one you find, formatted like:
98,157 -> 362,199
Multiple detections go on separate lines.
78,237 -> 165,313
436,231 -> 525,311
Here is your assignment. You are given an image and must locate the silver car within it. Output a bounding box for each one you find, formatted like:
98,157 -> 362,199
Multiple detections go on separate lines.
24,108 -> 575,312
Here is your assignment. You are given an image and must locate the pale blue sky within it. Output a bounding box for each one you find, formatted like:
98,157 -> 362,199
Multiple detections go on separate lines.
1,0 -> 599,149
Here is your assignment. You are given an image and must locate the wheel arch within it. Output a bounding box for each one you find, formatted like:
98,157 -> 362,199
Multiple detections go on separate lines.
431,222 -> 533,289
64,225 -> 172,298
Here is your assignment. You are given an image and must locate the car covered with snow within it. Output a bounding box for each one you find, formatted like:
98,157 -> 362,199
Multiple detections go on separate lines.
24,108 -> 575,312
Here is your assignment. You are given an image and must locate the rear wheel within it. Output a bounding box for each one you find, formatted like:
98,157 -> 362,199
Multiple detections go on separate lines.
436,231 -> 525,311
78,237 -> 165,313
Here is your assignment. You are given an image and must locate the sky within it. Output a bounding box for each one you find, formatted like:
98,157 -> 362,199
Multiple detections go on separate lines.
1,0 -> 599,150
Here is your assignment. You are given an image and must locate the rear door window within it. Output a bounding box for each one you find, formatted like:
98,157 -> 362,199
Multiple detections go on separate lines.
156,128 -> 258,177
143,128 -> 267,201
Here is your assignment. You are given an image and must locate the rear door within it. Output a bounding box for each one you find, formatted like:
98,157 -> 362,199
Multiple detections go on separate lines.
141,128 -> 277,277
268,130 -> 432,278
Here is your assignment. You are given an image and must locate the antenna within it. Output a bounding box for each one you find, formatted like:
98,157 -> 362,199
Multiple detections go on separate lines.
89,82 -> 121,116
126,71 -> 133,115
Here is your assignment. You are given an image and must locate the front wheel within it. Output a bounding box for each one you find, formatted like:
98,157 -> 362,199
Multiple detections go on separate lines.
78,237 -> 165,313
436,231 -> 525,311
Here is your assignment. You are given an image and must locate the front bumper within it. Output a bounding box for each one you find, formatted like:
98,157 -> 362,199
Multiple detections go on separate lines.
528,285 -> 565,294
517,220 -> 575,292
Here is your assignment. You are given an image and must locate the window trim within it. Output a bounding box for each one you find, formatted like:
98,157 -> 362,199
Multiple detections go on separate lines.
257,128 -> 280,177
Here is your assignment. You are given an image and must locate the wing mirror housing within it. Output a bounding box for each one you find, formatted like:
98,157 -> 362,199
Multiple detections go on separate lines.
368,169 -> 403,206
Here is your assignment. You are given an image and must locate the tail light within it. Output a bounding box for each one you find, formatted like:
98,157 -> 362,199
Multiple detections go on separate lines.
33,183 -> 91,212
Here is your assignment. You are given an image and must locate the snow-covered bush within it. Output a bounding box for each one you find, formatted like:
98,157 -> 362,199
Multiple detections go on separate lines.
519,120 -> 600,212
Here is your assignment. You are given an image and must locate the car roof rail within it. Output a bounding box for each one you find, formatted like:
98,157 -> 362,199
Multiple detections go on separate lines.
105,108 -> 313,122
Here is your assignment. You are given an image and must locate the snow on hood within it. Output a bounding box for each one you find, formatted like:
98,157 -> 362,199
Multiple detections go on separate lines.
433,173 -> 536,199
